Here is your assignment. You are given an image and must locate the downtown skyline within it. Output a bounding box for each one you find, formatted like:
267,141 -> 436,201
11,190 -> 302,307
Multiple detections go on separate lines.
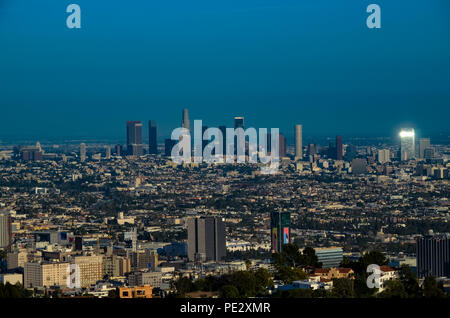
1,1 -> 450,141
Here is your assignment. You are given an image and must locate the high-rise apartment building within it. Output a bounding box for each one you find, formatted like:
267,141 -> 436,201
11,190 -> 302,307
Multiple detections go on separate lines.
0,211 -> 11,250
24,262 -> 69,288
187,217 -> 226,262
129,249 -> 159,271
400,129 -> 415,161
126,121 -> 144,156
7,250 -> 28,270
103,255 -> 131,277
73,255 -> 103,288
295,125 -> 303,160
271,211 -> 291,253
417,234 -> 450,278
148,120 -> 158,154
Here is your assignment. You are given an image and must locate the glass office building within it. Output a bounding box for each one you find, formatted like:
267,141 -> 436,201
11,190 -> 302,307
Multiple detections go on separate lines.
314,247 -> 344,268
400,128 -> 415,161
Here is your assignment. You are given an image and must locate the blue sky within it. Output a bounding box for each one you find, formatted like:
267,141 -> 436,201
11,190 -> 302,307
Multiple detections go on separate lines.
0,0 -> 449,141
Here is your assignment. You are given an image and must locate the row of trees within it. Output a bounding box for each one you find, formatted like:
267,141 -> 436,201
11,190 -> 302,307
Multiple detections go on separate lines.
0,283 -> 32,298
172,268 -> 273,298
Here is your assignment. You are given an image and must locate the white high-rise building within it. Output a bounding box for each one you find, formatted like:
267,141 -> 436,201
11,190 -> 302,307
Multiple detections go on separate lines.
399,129 -> 415,161
295,124 -> 303,160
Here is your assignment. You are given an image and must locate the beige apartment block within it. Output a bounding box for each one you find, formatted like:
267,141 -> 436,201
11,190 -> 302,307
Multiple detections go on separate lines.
73,255 -> 103,288
24,262 -> 69,288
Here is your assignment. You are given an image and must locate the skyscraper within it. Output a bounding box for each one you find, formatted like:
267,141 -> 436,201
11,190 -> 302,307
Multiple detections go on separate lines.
105,146 -> 111,159
0,211 -> 11,249
271,211 -> 290,253
80,143 -> 86,162
187,217 -> 226,262
377,149 -> 390,164
399,129 -> 415,161
279,133 -> 287,158
148,120 -> 158,154
336,136 -> 343,160
219,125 -> 227,155
351,158 -> 367,175
165,139 -> 176,157
126,121 -> 143,156
234,117 -> 244,129
181,109 -> 190,131
115,144 -> 122,157
294,124 -> 303,160
419,138 -> 431,159
417,234 -> 450,278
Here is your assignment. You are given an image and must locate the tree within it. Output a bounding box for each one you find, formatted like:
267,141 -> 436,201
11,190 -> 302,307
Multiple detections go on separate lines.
331,278 -> 354,298
422,276 -> 445,298
220,285 -> 239,298
359,251 -> 388,274
254,268 -> 273,295
174,277 -> 193,297
378,280 -> 408,298
301,247 -> 321,267
399,265 -> 421,298
354,275 -> 376,298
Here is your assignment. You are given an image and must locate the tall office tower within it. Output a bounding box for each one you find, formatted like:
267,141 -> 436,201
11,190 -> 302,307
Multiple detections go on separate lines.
417,234 -> 450,278
181,108 -> 190,131
377,149 -> 391,164
234,117 -> 244,129
314,247 -> 344,268
279,133 -> 287,158
202,125 -> 209,153
148,120 -> 158,154
74,236 -> 83,251
0,211 -> 11,249
424,148 -> 435,160
126,121 -> 143,156
115,144 -> 122,156
271,212 -> 290,253
294,124 -> 303,160
308,144 -> 316,156
219,125 -> 227,155
165,139 -> 176,157
80,143 -> 86,162
399,128 -> 415,161
419,138 -> 431,159
105,146 -> 111,159
187,217 -> 226,262
335,136 -> 343,160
